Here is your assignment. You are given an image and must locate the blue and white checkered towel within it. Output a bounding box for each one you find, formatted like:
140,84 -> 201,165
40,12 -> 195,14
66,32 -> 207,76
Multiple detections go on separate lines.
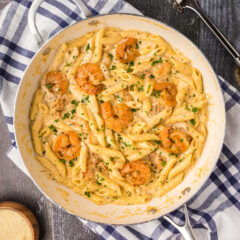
1,1 -> 240,239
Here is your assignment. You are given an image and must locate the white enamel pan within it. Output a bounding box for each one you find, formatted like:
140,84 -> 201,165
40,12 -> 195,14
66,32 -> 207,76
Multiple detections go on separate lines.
14,0 -> 226,239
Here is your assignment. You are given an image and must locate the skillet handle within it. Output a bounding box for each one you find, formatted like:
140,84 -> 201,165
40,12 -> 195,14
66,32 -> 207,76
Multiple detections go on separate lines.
28,0 -> 92,47
163,204 -> 198,240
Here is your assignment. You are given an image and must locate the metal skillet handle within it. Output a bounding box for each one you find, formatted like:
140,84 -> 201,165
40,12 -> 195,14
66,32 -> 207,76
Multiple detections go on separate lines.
163,204 -> 198,240
174,0 -> 240,68
28,0 -> 92,47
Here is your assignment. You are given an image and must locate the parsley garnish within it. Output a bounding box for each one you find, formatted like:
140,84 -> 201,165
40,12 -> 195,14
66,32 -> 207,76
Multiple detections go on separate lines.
86,43 -> 90,51
96,180 -> 101,186
151,57 -> 162,66
150,74 -> 155,78
190,119 -> 196,125
110,65 -> 116,70
131,108 -> 139,112
109,53 -> 113,59
81,95 -> 90,103
161,160 -> 167,166
69,160 -> 74,167
151,89 -> 161,98
45,83 -> 52,89
71,99 -> 79,106
59,159 -> 66,164
84,191 -> 91,198
49,125 -> 57,132
63,112 -> 70,119
192,107 -> 200,113
127,67 -> 133,73
129,61 -> 134,67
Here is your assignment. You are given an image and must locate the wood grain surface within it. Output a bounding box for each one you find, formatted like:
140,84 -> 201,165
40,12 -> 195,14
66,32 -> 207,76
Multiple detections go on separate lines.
0,0 -> 239,240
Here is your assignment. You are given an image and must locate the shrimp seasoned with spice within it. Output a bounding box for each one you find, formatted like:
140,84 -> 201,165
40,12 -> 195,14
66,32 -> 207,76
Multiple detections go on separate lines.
115,37 -> 138,63
101,102 -> 133,132
159,127 -> 191,154
121,161 -> 151,185
153,82 -> 177,107
154,61 -> 172,81
75,63 -> 103,95
53,131 -> 81,161
44,71 -> 69,96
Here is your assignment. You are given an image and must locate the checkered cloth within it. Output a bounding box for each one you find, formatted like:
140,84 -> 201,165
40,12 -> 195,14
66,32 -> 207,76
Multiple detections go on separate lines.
1,1 -> 240,239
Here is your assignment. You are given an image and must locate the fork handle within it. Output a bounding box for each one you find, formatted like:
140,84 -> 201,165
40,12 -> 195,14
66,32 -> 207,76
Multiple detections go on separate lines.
185,4 -> 240,68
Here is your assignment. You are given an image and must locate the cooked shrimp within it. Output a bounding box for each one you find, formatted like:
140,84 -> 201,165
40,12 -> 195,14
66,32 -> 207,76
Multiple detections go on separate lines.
45,71 -> 68,95
159,127 -> 190,154
115,37 -> 138,63
154,61 -> 171,81
53,131 -> 81,161
101,102 -> 133,132
154,82 -> 177,107
75,63 -> 103,95
121,161 -> 151,185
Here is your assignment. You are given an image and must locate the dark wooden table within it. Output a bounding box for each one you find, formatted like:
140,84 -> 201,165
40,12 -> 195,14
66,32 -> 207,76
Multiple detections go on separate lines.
0,0 -> 239,239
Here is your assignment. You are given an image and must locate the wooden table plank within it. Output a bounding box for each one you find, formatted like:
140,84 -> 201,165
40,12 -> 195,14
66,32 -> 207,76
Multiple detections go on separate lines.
198,0 -> 240,90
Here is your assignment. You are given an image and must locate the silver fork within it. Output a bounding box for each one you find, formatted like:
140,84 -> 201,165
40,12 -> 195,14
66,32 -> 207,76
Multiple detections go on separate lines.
171,0 -> 240,68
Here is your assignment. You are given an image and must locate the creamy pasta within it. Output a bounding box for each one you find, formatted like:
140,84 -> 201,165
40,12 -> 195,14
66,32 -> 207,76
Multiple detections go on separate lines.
30,28 -> 208,205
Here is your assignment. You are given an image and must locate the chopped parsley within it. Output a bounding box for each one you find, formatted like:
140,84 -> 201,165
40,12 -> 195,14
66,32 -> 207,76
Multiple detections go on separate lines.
69,160 -> 74,167
140,74 -> 146,79
192,107 -> 200,113
63,112 -> 70,119
127,67 -> 133,73
131,108 -> 140,112
135,43 -> 139,49
129,61 -> 134,67
81,95 -> 90,103
190,119 -> 196,125
138,85 -> 144,92
110,65 -> 116,70
71,109 -> 76,114
185,104 -> 190,111
59,159 -> 66,164
109,53 -> 113,59
45,83 -> 52,89
86,43 -> 90,51
96,180 -> 101,186
151,89 -> 161,98
151,57 -> 162,66
49,125 -> 57,132
155,140 -> 162,145
114,95 -> 124,102
150,74 -> 155,78
161,160 -> 167,166
84,191 -> 91,198
71,99 -> 79,106
65,62 -> 71,67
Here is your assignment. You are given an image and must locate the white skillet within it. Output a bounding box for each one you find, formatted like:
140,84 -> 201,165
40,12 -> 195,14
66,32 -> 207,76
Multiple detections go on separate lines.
14,0 -> 225,239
